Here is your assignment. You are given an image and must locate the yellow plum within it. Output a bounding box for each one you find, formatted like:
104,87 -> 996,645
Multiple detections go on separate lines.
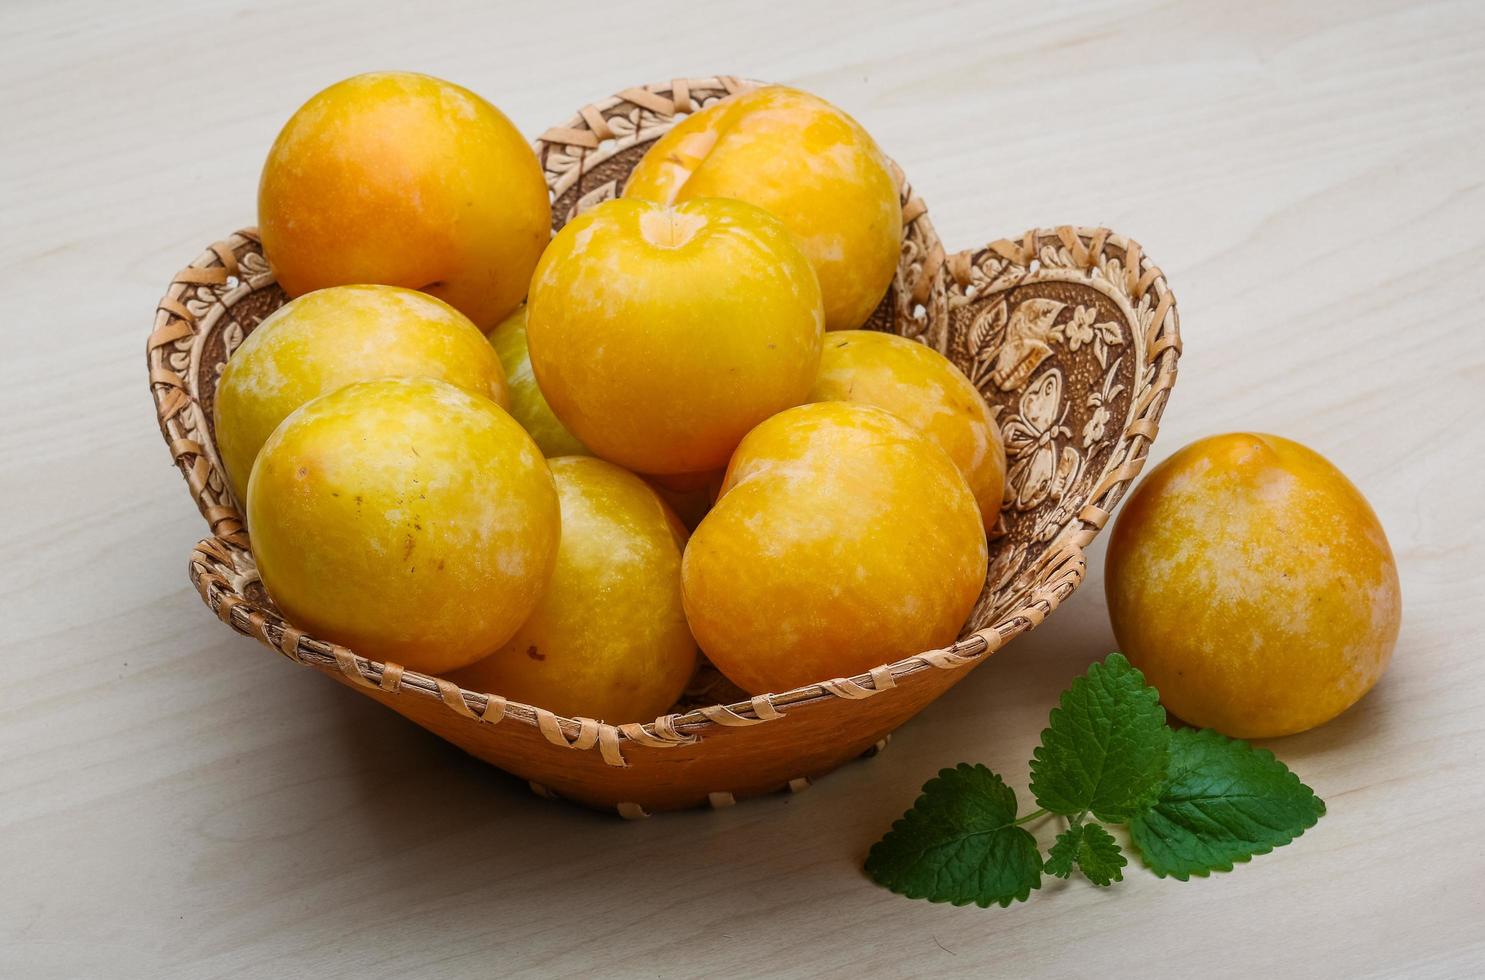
487,305 -> 588,458
624,85 -> 901,331
526,197 -> 823,475
452,457 -> 696,723
1106,433 -> 1401,738
258,72 -> 550,330
682,402 -> 988,693
808,329 -> 1006,530
247,378 -> 559,675
215,284 -> 507,506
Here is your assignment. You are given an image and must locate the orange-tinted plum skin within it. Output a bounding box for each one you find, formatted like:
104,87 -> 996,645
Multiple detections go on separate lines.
1105,433 -> 1401,738
258,72 -> 550,330
808,329 -> 1005,530
682,402 -> 988,694
624,85 -> 902,332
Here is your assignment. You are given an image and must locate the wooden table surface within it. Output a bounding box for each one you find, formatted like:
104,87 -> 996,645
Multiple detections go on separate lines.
4,0 -> 1483,976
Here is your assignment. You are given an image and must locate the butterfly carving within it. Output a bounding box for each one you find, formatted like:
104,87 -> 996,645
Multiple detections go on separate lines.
1002,369 -> 1081,512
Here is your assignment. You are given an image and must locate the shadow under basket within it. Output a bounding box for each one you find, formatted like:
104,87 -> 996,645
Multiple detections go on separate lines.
146,76 -> 1182,816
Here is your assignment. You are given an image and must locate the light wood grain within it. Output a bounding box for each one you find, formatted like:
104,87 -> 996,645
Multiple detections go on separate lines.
2,0 -> 1483,977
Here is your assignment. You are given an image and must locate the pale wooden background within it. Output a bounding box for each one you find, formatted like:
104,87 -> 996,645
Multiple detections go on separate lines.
3,0 -> 1483,977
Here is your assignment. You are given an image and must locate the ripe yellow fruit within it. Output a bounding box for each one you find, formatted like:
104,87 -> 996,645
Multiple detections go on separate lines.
215,284 -> 507,506
624,85 -> 902,331
808,330 -> 1006,530
1106,433 -> 1402,738
487,305 -> 587,458
527,197 -> 824,474
451,457 -> 696,723
247,378 -> 559,675
682,402 -> 988,694
258,71 -> 550,330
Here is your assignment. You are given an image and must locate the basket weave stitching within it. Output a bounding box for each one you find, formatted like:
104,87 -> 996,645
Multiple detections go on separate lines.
175,219 -> 1175,749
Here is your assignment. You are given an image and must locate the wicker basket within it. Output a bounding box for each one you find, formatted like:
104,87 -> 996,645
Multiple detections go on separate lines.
147,76 -> 1181,816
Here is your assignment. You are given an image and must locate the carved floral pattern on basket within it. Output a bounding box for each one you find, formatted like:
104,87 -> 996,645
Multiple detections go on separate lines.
146,77 -> 1181,816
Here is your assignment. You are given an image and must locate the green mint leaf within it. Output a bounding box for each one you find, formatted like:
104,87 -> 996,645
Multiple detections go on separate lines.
1029,653 -> 1170,822
1072,823 -> 1125,885
1043,824 -> 1081,878
1129,728 -> 1326,880
866,763 -> 1043,908
1044,822 -> 1126,886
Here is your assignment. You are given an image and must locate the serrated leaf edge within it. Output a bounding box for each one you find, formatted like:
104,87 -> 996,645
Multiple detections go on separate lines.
1043,823 -> 1082,880
1072,822 -> 1126,887
869,872 -> 1044,909
865,763 -> 1044,908
1028,653 -> 1169,820
1131,728 -> 1326,882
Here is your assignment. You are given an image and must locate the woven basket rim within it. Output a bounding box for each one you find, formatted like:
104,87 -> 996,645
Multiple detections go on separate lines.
149,78 -> 1181,768
162,225 -> 1179,756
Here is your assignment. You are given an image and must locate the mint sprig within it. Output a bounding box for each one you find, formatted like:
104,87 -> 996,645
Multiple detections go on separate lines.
866,654 -> 1324,907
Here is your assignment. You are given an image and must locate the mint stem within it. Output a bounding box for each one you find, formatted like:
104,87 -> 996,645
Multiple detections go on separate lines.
1010,808 -> 1052,827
